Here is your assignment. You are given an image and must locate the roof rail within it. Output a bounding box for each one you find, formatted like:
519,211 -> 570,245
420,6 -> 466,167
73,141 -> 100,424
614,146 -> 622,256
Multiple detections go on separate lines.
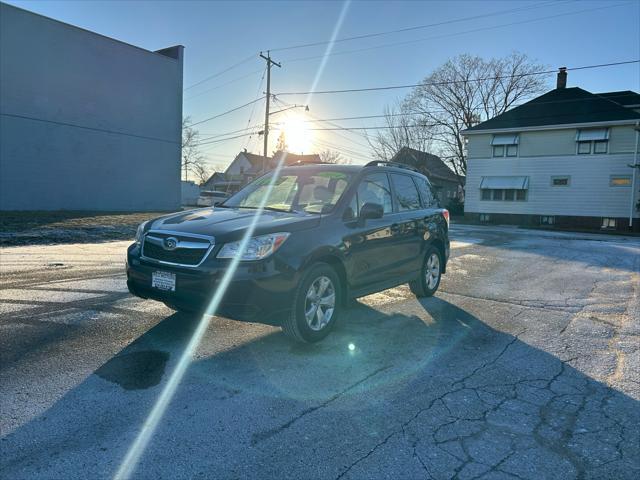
364,160 -> 422,174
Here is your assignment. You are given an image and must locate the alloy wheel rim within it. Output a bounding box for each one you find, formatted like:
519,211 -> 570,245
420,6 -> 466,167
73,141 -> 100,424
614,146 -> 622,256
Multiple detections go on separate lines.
304,276 -> 336,331
426,253 -> 440,289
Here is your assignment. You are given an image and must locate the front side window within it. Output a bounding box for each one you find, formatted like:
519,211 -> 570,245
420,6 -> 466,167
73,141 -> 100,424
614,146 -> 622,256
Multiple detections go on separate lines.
223,169 -> 352,213
356,173 -> 393,214
390,174 -> 421,211
492,145 -> 505,157
481,189 -> 491,200
594,140 -> 608,154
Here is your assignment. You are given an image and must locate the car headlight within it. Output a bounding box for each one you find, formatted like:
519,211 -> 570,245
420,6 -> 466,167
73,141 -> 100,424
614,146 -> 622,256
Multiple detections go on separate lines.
135,221 -> 148,245
217,232 -> 290,261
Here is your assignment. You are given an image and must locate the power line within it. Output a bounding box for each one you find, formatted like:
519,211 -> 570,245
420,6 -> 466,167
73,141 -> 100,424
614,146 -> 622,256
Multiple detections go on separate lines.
280,2 -> 632,66
184,68 -> 264,102
190,96 -> 265,127
270,0 -> 563,52
183,54 -> 257,91
274,60 -> 640,96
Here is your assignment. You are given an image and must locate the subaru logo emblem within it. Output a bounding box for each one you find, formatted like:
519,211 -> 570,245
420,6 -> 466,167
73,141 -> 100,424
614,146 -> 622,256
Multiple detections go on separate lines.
163,237 -> 178,251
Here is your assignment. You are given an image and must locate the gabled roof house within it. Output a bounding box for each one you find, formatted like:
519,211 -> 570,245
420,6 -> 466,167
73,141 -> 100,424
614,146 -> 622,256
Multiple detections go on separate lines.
462,68 -> 640,231
391,147 -> 464,204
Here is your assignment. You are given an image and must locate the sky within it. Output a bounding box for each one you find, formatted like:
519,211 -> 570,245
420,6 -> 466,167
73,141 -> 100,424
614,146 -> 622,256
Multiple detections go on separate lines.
6,0 -> 640,170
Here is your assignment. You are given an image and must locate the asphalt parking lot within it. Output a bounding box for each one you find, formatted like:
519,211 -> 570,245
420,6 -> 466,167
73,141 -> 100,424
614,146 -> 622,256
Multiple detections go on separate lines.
1,224 -> 639,480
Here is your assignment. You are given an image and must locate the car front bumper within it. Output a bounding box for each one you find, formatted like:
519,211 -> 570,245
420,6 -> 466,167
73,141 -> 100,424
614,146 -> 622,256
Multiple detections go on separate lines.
126,244 -> 299,325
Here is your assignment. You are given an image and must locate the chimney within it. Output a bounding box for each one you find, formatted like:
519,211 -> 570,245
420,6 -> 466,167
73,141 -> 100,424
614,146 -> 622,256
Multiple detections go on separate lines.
557,67 -> 567,89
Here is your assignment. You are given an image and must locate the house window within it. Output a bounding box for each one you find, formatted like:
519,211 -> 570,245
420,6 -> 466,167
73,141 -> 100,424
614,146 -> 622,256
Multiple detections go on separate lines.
551,176 -> 571,187
576,128 -> 609,155
577,141 -> 591,154
480,188 -> 527,201
594,140 -> 608,154
540,216 -> 555,225
601,217 -> 617,229
610,175 -> 632,187
491,134 -> 519,157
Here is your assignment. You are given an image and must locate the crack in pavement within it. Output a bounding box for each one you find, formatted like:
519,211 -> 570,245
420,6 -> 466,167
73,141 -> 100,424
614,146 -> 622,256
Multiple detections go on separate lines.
250,365 -> 392,447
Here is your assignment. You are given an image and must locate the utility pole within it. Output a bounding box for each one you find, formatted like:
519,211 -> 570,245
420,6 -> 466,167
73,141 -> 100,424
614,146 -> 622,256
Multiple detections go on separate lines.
259,51 -> 281,171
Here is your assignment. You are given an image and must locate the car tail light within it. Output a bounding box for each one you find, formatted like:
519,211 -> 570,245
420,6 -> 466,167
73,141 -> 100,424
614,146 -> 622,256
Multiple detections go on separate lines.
442,209 -> 450,227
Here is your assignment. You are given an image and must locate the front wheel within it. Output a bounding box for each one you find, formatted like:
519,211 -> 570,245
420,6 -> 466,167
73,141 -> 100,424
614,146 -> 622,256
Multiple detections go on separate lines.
409,246 -> 443,298
282,263 -> 341,343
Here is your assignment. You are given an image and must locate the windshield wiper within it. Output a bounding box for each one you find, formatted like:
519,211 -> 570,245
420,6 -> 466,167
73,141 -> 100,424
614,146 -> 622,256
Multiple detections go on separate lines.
235,206 -> 297,213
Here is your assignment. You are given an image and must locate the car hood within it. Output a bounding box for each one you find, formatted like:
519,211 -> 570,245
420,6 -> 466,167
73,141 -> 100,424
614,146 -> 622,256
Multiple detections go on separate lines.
147,207 -> 320,242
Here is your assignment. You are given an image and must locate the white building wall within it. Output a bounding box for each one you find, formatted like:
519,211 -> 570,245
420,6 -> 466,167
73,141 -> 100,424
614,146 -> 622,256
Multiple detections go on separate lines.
225,154 -> 252,176
465,154 -> 639,218
0,4 -> 183,211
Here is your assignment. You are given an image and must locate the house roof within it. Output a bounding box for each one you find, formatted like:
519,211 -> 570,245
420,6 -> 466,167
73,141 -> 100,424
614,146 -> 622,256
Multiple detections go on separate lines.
597,90 -> 640,107
464,87 -> 640,133
390,147 -> 463,184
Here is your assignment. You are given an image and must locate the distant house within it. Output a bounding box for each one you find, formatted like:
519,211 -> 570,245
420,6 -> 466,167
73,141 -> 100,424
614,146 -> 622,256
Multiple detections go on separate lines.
462,68 -> 640,231
204,150 -> 322,193
391,147 -> 464,205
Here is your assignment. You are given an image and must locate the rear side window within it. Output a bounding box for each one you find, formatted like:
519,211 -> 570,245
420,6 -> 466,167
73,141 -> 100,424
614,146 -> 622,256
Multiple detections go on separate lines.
356,173 -> 393,214
390,174 -> 421,211
413,176 -> 438,208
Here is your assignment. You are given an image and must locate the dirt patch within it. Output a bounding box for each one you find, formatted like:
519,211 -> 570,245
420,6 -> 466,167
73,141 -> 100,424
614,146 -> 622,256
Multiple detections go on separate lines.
0,211 -> 169,246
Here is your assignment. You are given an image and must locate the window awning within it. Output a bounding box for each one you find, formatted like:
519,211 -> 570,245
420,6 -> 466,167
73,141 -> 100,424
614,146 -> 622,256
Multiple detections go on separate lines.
480,176 -> 529,189
576,128 -> 609,141
491,134 -> 519,145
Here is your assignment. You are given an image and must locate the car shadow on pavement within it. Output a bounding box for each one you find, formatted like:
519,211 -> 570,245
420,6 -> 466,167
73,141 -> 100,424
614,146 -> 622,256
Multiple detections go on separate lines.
1,298 -> 638,480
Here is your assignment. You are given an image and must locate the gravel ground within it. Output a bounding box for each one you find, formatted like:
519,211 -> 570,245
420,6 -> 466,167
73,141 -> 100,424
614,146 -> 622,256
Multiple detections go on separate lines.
0,224 -> 638,480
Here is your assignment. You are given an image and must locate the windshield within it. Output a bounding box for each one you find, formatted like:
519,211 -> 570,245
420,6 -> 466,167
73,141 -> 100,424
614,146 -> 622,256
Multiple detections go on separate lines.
222,169 -> 352,214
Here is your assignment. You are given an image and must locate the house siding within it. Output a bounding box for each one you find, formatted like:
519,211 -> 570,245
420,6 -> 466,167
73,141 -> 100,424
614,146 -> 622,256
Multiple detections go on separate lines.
609,125 -> 637,153
467,125 -> 639,159
465,154 -> 638,218
0,4 -> 183,211
466,134 -> 493,159
519,129 -> 576,157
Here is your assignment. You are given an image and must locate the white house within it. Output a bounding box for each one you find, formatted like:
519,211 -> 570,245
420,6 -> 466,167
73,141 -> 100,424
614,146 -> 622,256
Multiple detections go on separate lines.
462,69 -> 640,231
0,3 -> 183,211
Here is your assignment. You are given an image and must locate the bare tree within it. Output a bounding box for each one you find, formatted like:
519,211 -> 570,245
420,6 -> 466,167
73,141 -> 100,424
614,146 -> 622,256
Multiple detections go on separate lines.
182,117 -> 212,184
367,101 -> 434,161
404,52 -> 548,177
274,131 -> 288,154
319,149 -> 345,164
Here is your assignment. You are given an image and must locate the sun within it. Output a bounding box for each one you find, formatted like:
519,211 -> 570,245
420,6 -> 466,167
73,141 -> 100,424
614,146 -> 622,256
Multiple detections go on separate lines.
281,115 -> 311,154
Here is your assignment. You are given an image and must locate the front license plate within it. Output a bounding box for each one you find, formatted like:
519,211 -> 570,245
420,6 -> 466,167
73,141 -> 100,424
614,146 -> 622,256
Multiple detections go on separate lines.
152,271 -> 176,292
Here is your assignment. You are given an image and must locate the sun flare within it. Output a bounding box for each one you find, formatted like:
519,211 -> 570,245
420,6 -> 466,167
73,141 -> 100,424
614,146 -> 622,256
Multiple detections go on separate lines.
280,115 -> 312,154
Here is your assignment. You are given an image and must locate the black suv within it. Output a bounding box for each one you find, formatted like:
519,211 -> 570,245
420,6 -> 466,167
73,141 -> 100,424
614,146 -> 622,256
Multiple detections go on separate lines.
127,161 -> 450,342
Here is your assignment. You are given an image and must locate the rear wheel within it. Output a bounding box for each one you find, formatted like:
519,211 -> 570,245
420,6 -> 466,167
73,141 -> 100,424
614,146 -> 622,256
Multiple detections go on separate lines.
282,263 -> 341,343
409,246 -> 442,298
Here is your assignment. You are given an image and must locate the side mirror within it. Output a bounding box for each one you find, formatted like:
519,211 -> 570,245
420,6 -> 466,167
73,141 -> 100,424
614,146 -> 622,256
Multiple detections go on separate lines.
360,202 -> 384,221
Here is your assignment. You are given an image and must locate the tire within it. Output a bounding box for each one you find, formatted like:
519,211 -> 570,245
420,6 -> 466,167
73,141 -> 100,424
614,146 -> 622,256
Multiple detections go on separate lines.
282,263 -> 341,343
409,246 -> 443,298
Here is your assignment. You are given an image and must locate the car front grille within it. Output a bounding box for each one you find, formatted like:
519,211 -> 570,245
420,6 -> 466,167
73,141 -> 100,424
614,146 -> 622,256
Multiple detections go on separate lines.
141,231 -> 213,267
